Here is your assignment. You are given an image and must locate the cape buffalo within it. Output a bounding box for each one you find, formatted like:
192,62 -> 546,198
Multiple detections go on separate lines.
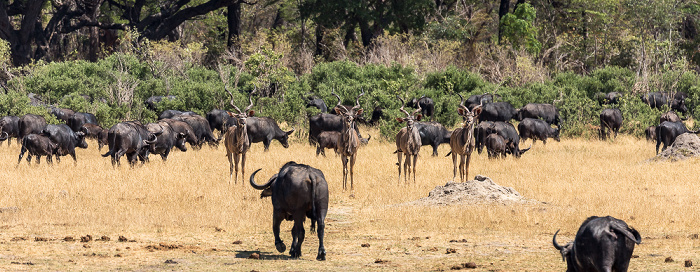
172,115 -> 219,148
517,103 -> 561,126
102,121 -> 161,166
81,123 -> 108,150
306,96 -> 328,113
641,92 -> 688,113
308,113 -> 366,146
406,96 -> 434,121
159,119 -> 198,148
0,116 -> 20,146
315,131 -> 340,157
144,95 -> 176,111
18,114 -> 47,140
49,107 -> 75,123
600,108 -> 623,140
158,110 -> 198,120
465,93 -> 496,111
146,121 -> 188,161
206,109 -> 233,136
249,162 -> 329,261
660,111 -> 684,123
41,124 -> 88,163
518,118 -> 560,145
486,121 -> 530,157
246,117 -> 295,151
18,134 -> 58,165
596,92 -> 621,105
475,121 -> 494,154
413,121 -> 452,157
67,112 -> 98,132
479,102 -> 518,122
484,133 -> 507,159
553,216 -> 641,272
656,121 -> 700,154
645,126 -> 657,142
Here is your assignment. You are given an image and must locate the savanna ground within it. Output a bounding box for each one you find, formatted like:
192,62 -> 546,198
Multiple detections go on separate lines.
0,127 -> 699,271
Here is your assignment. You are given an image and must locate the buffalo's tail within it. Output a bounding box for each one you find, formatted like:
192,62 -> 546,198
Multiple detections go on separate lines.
611,222 -> 642,244
101,133 -> 116,157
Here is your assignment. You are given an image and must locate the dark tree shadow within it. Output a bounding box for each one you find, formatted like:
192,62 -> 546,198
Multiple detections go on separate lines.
235,250 -> 293,260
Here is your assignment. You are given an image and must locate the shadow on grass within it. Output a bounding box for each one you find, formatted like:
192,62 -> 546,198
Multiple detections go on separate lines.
235,250 -> 293,260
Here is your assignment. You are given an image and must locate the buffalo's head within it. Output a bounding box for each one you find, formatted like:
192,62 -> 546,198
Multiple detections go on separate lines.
280,128 -> 295,148
175,132 -> 188,152
552,230 -> 575,268
76,127 -> 89,149
554,127 -> 561,142
249,168 -> 275,198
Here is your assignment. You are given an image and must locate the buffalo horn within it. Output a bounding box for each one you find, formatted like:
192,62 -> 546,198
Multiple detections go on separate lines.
552,229 -> 566,262
81,126 -> 90,135
286,127 -> 295,135
249,168 -> 275,190
144,134 -> 158,144
0,131 -> 7,141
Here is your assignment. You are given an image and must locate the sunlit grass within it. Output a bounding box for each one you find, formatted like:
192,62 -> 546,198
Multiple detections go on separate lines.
0,127 -> 698,270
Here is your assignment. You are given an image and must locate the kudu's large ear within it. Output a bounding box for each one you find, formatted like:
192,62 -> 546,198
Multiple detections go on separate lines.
248,110 -> 255,117
415,114 -> 423,121
396,117 -> 404,123
334,107 -> 344,115
227,111 -> 235,117
473,107 -> 483,116
356,108 -> 364,116
458,108 -> 466,116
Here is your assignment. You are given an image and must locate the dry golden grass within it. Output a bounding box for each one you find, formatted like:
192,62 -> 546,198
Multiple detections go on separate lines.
0,128 -> 698,271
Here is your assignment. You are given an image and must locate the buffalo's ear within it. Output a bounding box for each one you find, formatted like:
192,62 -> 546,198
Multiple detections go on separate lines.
396,117 -> 404,123
248,110 -> 255,117
415,114 -> 422,121
356,108 -> 364,115
227,111 -> 235,117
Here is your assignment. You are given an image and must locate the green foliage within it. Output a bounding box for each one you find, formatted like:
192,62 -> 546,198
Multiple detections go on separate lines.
500,3 -> 541,55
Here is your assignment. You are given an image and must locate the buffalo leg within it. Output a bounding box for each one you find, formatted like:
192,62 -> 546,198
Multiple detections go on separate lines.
315,209 -> 326,261
290,212 -> 306,258
46,154 -> 53,165
432,144 -> 438,157
396,151 -> 402,182
18,146 -> 27,165
656,139 -> 662,154
316,146 -> 321,156
126,153 -> 138,167
263,139 -> 271,152
272,211 -> 286,253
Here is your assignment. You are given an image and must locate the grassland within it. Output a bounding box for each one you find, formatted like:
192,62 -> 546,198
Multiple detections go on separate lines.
0,128 -> 698,271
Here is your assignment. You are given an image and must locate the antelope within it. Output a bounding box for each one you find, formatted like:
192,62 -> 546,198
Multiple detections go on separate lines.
333,90 -> 364,190
395,96 -> 422,182
449,94 -> 483,182
224,87 -> 255,184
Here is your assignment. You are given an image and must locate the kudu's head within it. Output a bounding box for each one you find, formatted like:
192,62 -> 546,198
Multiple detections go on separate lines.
457,93 -> 482,127
226,87 -> 256,127
396,96 -> 422,131
333,90 -> 364,131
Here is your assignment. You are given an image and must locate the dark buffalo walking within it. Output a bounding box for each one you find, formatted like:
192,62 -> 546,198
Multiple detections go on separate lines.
144,95 -> 176,111
600,108 -> 623,140
81,123 -> 108,150
146,121 -> 188,161
246,117 -> 294,151
553,216 -> 641,272
102,121 -> 161,166
18,114 -> 47,140
645,125 -> 657,142
17,134 -> 58,165
172,115 -> 219,148
249,162 -> 329,260
465,93 -> 496,111
41,124 -> 88,163
518,118 -> 560,145
0,116 -> 20,146
478,102 -> 518,122
516,103 -> 561,126
414,121 -> 452,157
656,121 -> 700,154
49,107 -> 75,123
67,112 -> 98,132
484,133 -> 507,159
406,96 -> 434,121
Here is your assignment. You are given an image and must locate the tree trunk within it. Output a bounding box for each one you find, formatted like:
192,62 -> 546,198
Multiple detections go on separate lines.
227,2 -> 242,50
315,24 -> 325,56
498,0 -> 510,44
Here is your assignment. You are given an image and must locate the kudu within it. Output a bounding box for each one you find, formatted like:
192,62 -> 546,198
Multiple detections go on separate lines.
333,90 -> 364,190
224,87 -> 255,184
449,94 -> 483,182
395,96 -> 422,182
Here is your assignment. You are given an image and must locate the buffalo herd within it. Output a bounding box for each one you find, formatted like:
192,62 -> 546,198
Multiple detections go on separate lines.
6,89 -> 688,267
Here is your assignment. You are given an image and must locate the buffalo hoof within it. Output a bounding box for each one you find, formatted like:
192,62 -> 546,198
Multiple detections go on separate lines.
275,241 -> 286,253
316,250 -> 326,261
290,247 -> 301,258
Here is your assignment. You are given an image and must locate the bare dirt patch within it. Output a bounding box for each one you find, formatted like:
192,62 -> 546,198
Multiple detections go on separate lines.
654,133 -> 700,161
405,175 -> 534,205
